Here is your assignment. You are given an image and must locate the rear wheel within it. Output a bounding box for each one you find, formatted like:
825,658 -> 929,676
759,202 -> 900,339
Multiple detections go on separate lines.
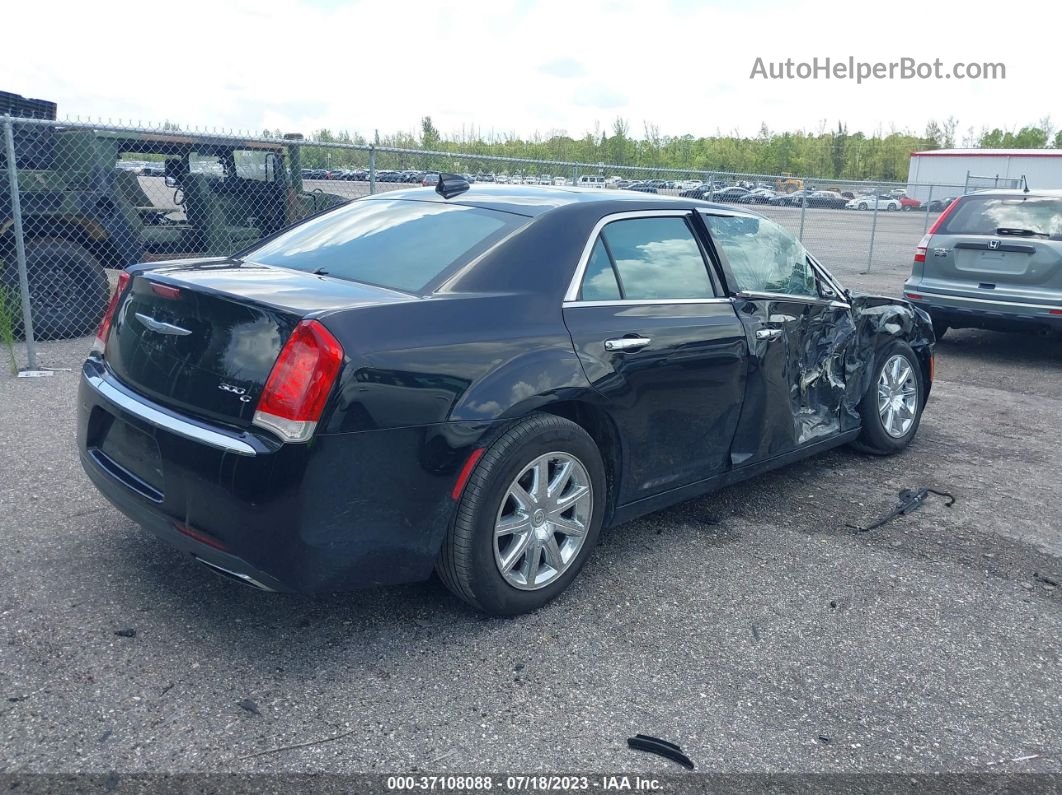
851,341 -> 925,456
1,239 -> 110,340
437,413 -> 606,615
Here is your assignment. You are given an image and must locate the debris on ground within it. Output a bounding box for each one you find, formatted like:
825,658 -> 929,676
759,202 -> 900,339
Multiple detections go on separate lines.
1034,572 -> 1059,588
114,628 -> 136,638
817,735 -> 832,744
846,487 -> 956,533
626,734 -> 695,770
237,699 -> 261,716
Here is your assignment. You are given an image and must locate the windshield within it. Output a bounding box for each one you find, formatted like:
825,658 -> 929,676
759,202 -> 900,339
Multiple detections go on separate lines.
940,195 -> 1062,238
244,198 -> 528,292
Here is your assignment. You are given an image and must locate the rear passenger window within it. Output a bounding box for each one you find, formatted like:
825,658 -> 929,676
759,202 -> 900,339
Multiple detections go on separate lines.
580,239 -> 621,300
597,217 -> 714,300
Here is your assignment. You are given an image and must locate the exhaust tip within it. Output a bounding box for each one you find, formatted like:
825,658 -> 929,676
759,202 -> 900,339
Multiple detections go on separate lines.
194,557 -> 274,591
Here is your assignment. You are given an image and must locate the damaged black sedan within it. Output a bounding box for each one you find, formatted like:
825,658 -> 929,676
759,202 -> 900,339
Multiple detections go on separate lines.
77,181 -> 935,615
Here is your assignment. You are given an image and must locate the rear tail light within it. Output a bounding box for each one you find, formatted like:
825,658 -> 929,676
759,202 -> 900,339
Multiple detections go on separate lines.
926,197 -> 960,235
904,292 -> 923,300
913,234 -> 930,264
92,270 -> 132,355
253,319 -> 344,443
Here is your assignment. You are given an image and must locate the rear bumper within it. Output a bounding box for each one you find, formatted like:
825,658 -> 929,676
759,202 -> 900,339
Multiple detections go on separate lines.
77,358 -> 472,593
902,284 -> 1062,333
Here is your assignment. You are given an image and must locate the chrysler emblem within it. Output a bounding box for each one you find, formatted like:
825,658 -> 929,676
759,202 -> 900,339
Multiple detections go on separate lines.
135,313 -> 192,336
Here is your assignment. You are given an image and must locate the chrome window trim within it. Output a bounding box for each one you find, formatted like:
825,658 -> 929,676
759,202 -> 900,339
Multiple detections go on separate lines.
737,290 -> 850,309
84,371 -> 258,457
563,297 -> 733,309
562,210 -> 710,303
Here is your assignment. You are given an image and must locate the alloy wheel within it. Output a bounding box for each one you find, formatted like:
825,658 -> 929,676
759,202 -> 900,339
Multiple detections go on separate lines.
493,452 -> 593,590
877,354 -> 918,438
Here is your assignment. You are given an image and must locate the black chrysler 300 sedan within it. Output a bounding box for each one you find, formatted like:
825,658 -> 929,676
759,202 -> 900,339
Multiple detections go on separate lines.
78,181 -> 935,615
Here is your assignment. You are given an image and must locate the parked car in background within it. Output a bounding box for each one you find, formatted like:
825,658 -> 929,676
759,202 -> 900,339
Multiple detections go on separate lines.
578,175 -> 606,188
926,196 -> 956,212
78,182 -> 934,615
806,190 -> 849,209
421,172 -> 441,187
905,189 -> 1062,339
769,190 -> 810,207
624,182 -> 658,193
736,188 -> 777,204
900,196 -> 923,211
709,186 -> 750,202
846,195 -> 901,211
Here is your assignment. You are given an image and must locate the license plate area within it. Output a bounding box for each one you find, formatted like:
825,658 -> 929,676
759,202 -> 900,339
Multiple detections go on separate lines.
92,411 -> 165,502
956,251 -> 1029,275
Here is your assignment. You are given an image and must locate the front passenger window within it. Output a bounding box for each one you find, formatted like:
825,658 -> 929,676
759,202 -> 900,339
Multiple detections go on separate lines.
706,214 -> 816,297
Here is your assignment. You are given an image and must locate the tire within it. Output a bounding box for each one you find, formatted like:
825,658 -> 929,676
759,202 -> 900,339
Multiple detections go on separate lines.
902,205 -> 912,212
858,203 -> 868,210
887,204 -> 898,211
1,239 -> 110,340
930,314 -> 949,341
850,341 -> 925,456
436,413 -> 607,615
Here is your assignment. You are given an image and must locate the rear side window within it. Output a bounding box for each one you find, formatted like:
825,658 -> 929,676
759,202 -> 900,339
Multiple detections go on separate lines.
940,196 -> 1062,238
580,239 -> 621,300
583,216 -> 714,300
244,199 -> 528,292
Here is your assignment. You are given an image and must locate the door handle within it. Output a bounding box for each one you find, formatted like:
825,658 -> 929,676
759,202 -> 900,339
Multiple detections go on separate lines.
604,337 -> 651,352
755,328 -> 782,341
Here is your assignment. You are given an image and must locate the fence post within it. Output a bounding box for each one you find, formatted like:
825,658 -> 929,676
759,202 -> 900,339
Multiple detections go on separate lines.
707,172 -> 714,201
3,117 -> 36,370
922,185 -> 934,234
798,188 -> 808,241
368,145 -> 376,195
864,193 -> 880,274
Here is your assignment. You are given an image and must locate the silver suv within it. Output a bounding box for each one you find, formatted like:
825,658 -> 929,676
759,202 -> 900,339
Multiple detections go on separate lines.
904,190 -> 1062,338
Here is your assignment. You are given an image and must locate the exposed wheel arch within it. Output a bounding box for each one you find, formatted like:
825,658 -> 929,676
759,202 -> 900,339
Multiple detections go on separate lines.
537,400 -> 623,527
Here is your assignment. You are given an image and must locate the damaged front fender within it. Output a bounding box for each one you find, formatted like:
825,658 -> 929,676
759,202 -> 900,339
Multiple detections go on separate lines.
844,294 -> 936,427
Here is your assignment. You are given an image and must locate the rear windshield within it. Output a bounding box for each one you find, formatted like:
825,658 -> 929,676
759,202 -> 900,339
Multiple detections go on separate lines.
941,195 -> 1062,238
244,199 -> 528,292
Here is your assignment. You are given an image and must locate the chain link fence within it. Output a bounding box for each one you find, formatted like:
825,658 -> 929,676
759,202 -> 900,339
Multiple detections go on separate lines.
1,115 -> 971,370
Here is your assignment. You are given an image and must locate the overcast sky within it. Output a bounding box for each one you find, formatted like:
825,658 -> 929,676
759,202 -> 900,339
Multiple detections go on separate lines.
7,0 -> 1056,141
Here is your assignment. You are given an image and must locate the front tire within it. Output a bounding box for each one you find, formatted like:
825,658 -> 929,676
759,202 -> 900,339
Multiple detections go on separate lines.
1,239 -> 110,340
437,413 -> 606,615
851,341 -> 925,456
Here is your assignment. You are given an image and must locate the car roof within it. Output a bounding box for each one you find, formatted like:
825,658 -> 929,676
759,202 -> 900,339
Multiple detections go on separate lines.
363,183 -> 730,217
963,188 -> 1062,198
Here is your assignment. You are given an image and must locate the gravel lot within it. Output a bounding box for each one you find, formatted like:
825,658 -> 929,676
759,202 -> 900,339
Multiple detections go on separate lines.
0,224 -> 1059,776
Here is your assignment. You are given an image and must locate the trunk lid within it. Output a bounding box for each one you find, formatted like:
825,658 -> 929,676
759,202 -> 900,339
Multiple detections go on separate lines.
105,260 -> 410,427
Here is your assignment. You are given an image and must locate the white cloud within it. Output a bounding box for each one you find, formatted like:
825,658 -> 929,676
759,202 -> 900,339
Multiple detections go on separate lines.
5,0 -> 1054,140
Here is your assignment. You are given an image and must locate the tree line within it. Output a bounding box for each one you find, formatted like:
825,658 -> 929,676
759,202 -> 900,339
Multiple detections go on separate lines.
274,116 -> 1062,182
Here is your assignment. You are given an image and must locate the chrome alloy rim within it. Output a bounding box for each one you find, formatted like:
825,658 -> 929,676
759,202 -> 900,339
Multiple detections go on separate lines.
877,354 -> 918,438
493,452 -> 593,590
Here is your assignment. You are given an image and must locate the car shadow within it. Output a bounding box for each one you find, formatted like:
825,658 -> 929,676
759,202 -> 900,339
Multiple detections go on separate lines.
935,327 -> 1062,367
